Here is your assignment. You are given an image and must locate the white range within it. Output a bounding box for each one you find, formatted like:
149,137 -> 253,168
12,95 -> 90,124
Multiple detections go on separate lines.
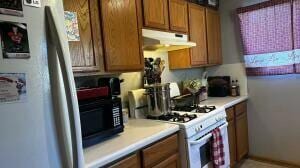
148,106 -> 230,168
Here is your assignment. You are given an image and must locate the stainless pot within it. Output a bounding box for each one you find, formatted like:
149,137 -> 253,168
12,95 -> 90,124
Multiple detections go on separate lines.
145,83 -> 171,117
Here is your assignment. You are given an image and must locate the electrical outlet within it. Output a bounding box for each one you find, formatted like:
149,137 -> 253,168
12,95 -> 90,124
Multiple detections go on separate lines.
24,0 -> 41,8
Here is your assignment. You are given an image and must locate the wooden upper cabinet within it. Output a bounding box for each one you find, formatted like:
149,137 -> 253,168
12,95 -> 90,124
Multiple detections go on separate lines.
100,0 -> 143,72
143,0 -> 169,30
206,8 -> 222,65
189,3 -> 208,66
168,0 -> 189,33
63,0 -> 103,73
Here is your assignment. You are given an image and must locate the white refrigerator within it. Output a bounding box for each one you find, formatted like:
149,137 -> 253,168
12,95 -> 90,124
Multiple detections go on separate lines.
0,0 -> 84,168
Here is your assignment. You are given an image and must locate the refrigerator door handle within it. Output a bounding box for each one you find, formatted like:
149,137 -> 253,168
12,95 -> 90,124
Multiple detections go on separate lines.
45,6 -> 84,168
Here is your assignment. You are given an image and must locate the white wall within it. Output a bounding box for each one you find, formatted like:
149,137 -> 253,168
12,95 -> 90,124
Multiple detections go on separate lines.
216,0 -> 300,164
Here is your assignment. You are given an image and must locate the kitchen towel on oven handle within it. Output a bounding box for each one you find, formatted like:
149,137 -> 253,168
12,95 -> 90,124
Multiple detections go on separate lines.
212,127 -> 225,167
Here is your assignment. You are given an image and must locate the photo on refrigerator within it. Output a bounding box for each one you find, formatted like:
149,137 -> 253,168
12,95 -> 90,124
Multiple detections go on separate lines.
0,21 -> 30,59
0,0 -> 23,17
0,73 -> 27,104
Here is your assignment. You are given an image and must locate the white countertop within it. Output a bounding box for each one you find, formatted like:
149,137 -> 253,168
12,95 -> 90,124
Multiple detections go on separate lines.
201,96 -> 249,109
84,119 -> 179,168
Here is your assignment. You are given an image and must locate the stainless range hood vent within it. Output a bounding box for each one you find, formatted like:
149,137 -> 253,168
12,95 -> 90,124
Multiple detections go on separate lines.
142,29 -> 196,52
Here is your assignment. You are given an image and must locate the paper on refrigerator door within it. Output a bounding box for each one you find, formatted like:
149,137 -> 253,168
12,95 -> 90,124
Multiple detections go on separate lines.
0,0 -> 23,16
0,73 -> 27,104
64,11 -> 80,41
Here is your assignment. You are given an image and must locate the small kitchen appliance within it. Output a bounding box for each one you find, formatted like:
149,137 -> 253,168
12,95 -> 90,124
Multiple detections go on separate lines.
128,89 -> 148,119
208,76 -> 231,97
98,77 -> 122,97
77,87 -> 124,148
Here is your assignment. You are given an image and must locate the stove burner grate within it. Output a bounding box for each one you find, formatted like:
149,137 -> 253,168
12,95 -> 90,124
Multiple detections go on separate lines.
147,113 -> 197,123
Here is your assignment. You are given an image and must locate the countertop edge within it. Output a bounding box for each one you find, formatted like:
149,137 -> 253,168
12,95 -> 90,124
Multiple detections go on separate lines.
223,96 -> 249,109
85,125 -> 180,168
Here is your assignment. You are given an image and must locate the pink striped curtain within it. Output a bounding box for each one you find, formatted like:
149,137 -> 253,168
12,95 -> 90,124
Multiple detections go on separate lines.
294,0 -> 300,73
237,0 -> 300,76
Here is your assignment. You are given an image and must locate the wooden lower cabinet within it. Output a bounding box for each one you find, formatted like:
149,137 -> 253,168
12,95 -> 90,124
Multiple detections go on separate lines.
226,107 -> 236,168
142,134 -> 179,168
227,119 -> 237,167
109,153 -> 141,168
236,111 -> 249,161
106,134 -> 179,168
153,153 -> 180,168
226,101 -> 249,167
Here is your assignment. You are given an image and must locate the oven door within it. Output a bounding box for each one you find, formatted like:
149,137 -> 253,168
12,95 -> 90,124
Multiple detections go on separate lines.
188,123 -> 229,168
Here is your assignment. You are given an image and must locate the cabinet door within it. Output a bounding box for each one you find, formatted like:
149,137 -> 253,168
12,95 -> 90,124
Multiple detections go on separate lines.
226,107 -> 236,167
169,0 -> 188,33
206,8 -> 222,65
236,111 -> 249,161
188,3 -> 208,66
142,134 -> 178,168
109,153 -> 141,168
143,0 -> 169,30
227,121 -> 237,167
63,0 -> 103,72
153,153 -> 180,168
101,0 -> 143,72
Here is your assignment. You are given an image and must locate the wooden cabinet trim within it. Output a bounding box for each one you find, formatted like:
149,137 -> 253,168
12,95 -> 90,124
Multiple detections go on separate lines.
89,0 -> 104,72
142,134 -> 178,168
226,107 -> 235,121
235,101 -> 247,117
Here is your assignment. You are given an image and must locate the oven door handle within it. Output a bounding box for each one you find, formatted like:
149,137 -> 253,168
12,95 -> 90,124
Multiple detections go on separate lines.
190,122 -> 228,145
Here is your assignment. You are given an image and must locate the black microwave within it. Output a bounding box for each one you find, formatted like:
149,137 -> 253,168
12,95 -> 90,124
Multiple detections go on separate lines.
77,87 -> 124,148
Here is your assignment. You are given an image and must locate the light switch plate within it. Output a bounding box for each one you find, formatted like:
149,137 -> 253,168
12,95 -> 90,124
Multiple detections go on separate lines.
24,0 -> 41,8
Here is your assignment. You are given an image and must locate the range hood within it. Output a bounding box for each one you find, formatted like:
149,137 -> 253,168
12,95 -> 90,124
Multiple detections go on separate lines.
142,29 -> 196,52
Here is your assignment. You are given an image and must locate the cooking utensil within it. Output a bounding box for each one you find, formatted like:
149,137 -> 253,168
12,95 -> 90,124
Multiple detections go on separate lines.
144,83 -> 171,117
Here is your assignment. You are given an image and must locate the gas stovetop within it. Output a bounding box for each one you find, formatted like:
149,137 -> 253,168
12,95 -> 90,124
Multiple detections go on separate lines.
172,105 -> 217,113
147,112 -> 197,123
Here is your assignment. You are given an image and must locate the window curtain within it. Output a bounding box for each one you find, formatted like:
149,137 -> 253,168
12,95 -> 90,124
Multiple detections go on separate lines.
237,0 -> 300,76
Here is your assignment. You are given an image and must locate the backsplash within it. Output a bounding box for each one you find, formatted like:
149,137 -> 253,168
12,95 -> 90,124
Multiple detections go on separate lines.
75,51 -> 204,107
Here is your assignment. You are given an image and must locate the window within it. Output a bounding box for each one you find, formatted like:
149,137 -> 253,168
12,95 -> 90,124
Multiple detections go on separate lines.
237,0 -> 300,76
